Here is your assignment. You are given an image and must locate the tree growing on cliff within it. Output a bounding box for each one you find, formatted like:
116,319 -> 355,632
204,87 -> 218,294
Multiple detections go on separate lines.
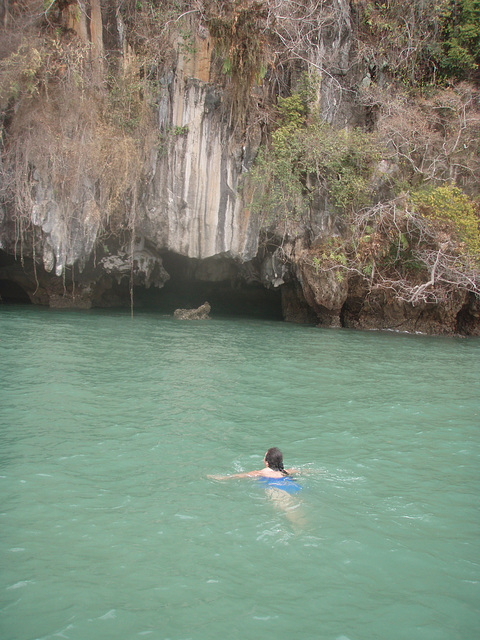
437,0 -> 480,80
309,189 -> 479,306
353,0 -> 480,85
247,78 -> 480,311
248,81 -> 381,223
358,82 -> 480,195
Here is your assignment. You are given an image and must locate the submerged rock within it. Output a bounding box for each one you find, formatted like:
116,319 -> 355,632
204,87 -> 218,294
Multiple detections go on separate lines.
174,302 -> 211,320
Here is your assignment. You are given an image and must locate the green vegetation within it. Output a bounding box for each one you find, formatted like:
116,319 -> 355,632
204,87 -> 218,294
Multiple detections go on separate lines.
413,185 -> 480,257
304,185 -> 480,305
356,0 -> 480,84
250,86 -> 380,224
203,0 -> 269,122
438,0 -> 480,78
0,0 -> 478,311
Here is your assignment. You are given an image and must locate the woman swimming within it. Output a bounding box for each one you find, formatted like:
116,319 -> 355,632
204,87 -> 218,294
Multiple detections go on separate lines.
209,447 -> 303,509
209,447 -> 298,480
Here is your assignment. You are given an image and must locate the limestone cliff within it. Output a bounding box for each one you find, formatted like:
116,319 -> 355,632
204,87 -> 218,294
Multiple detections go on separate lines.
0,0 -> 479,334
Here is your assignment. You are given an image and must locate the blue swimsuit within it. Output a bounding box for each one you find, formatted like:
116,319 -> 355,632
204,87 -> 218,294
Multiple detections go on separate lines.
258,476 -> 301,494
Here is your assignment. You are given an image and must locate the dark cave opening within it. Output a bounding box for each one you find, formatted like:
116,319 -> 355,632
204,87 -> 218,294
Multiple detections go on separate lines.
0,251 -> 31,304
0,279 -> 32,304
135,279 -> 284,319
0,249 -> 285,319
133,252 -> 284,320
455,293 -> 479,336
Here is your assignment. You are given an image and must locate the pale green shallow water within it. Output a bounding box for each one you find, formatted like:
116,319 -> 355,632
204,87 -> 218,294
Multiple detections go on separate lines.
1,306 -> 479,640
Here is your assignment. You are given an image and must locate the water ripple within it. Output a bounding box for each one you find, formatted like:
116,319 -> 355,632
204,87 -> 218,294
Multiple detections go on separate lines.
1,307 -> 479,640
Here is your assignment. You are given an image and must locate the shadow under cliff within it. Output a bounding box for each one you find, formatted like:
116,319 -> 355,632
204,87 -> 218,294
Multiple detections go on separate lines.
134,280 -> 283,319
133,252 -> 284,320
0,249 -> 285,321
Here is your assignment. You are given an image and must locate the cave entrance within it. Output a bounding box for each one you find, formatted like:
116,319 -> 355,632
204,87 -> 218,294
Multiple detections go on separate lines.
0,251 -> 33,304
0,280 -> 32,304
134,252 -> 284,320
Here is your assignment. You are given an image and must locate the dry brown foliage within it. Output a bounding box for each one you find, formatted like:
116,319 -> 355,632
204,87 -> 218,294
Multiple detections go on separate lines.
309,197 -> 480,306
0,31 -> 157,271
359,83 -> 480,195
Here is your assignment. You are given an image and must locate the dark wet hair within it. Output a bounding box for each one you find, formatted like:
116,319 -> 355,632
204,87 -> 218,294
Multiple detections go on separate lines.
265,447 -> 289,475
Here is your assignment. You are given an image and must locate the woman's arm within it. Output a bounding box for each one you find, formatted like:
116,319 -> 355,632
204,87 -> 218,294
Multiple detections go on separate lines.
231,470 -> 264,478
207,469 -> 263,480
286,467 -> 299,475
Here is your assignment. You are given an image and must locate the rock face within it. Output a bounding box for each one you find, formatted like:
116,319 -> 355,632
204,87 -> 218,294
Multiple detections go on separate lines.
0,30 -> 262,310
174,302 -> 211,320
0,14 -> 267,310
0,2 -> 478,335
147,68 -> 260,262
341,277 -> 472,335
142,48 -> 261,262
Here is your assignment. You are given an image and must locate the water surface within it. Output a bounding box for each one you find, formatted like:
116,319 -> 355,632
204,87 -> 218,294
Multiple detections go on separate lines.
1,307 -> 479,640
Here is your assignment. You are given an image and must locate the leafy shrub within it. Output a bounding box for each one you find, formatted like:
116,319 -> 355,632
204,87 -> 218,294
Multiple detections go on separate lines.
276,93 -> 308,128
0,37 -> 90,109
438,0 -> 480,79
204,0 -> 269,121
356,0 -> 480,84
413,184 -> 480,257
249,90 -> 380,224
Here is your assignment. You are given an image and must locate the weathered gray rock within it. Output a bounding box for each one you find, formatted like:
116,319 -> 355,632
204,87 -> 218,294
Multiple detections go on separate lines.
30,177 -> 101,277
0,7 -> 478,336
142,64 -> 261,262
174,302 -> 211,320
99,244 -> 169,289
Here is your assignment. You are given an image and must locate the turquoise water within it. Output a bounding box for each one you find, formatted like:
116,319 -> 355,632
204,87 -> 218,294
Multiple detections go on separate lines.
1,306 -> 479,640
